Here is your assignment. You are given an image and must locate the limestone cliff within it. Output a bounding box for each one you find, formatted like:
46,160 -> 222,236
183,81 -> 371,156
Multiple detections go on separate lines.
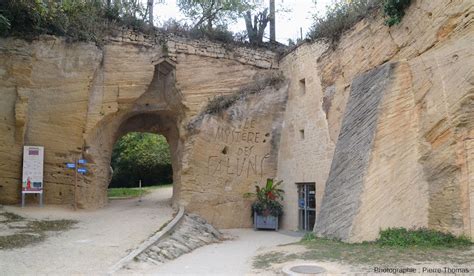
0,33 -> 281,229
0,0 -> 472,240
278,0 -> 473,241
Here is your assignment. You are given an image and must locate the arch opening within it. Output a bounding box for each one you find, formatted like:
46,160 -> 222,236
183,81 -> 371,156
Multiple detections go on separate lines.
105,112 -> 180,201
108,131 -> 173,191
83,109 -> 182,209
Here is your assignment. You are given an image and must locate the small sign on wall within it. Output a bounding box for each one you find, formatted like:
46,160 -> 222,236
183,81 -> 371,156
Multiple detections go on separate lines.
22,146 -> 44,192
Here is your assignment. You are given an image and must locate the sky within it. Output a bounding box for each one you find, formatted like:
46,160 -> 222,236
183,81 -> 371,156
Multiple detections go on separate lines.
149,0 -> 333,44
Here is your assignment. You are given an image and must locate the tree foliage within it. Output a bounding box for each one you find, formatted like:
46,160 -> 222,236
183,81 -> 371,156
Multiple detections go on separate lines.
110,132 -> 172,188
0,0 -> 157,42
177,0 -> 252,31
383,0 -> 411,26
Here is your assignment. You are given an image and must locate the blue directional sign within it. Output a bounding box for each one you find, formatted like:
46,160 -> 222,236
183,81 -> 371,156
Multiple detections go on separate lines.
66,163 -> 76,169
77,168 -> 87,174
78,159 -> 87,164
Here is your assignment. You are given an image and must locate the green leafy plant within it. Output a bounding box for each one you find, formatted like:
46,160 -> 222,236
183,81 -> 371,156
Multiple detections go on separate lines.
0,14 -> 11,35
377,227 -> 472,247
110,132 -> 172,188
308,0 -> 381,43
244,178 -> 285,217
0,0 -> 153,43
383,0 -> 411,26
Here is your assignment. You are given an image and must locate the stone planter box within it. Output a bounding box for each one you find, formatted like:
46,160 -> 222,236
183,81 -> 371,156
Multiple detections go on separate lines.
254,212 -> 279,230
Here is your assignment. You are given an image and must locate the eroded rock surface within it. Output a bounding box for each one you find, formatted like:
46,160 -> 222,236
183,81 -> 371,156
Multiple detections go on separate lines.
135,213 -> 223,265
0,0 -> 472,241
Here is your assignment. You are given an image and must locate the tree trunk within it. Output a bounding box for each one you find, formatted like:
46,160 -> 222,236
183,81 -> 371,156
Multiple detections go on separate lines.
244,9 -> 269,46
148,0 -> 154,26
244,11 -> 257,43
269,0 -> 275,42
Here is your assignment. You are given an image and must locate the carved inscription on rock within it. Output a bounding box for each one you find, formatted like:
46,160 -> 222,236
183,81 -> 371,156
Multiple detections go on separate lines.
207,119 -> 272,179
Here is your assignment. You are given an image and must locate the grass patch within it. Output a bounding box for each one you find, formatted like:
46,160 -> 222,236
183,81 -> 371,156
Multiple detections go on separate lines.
0,212 -> 77,250
253,251 -> 295,270
1,212 -> 24,222
253,230 -> 473,269
299,236 -> 473,265
107,184 -> 172,198
108,187 -> 149,198
0,233 -> 45,250
377,228 -> 472,247
27,219 -> 77,232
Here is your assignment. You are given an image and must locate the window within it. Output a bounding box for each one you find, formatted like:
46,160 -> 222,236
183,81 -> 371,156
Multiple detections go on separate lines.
299,78 -> 306,95
299,129 -> 305,140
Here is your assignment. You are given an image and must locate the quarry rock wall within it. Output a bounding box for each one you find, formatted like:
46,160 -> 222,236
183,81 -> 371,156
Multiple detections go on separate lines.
0,0 -> 472,239
0,34 -> 281,229
276,43 -> 335,230
279,0 -> 473,240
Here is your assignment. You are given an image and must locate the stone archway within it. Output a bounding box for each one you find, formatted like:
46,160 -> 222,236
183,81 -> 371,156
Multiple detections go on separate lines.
0,35 -> 283,229
78,58 -> 184,208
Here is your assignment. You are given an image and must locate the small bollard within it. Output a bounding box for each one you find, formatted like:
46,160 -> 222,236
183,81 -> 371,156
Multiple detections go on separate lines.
138,180 -> 142,203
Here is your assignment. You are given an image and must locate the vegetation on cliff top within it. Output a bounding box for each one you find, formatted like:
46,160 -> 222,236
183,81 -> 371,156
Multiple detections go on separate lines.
1,0 -> 412,48
0,0 -> 281,47
307,0 -> 412,44
186,71 -> 285,133
0,0 -> 157,43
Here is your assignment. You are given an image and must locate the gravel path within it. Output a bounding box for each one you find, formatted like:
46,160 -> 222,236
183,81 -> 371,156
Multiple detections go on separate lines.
126,229 -> 302,275
0,187 -> 174,275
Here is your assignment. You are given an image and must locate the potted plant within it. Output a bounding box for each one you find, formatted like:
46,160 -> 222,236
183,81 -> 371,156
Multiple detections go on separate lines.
244,178 -> 284,230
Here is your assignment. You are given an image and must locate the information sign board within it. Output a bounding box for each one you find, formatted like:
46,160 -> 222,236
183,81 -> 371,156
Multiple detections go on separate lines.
22,146 -> 44,192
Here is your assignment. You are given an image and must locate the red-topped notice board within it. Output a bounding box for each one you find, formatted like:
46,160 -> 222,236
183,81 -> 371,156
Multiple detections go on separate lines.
21,146 -> 44,207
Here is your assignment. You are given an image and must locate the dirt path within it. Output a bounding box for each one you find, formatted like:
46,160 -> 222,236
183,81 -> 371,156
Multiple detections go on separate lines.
125,229 -> 302,275
0,187 -> 174,275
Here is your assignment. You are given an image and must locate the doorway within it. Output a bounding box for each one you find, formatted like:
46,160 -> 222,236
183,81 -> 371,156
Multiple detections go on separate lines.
297,182 -> 316,231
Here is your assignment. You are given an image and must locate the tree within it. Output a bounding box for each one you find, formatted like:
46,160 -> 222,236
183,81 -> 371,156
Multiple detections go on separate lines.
244,8 -> 269,45
147,0 -> 154,25
269,0 -> 275,41
177,0 -> 252,31
110,132 -> 172,187
244,0 -> 284,45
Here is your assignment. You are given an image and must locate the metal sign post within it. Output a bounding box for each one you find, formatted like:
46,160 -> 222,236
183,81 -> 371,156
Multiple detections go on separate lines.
66,155 -> 87,210
74,155 -> 78,210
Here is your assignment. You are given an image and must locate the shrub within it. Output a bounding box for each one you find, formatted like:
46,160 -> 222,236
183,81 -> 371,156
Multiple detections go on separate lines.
377,227 -> 472,247
307,0 -> 412,43
204,71 -> 285,116
160,18 -> 235,44
244,179 -> 285,217
0,0 -> 148,43
383,0 -> 412,26
307,0 -> 381,43
302,232 -> 316,242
